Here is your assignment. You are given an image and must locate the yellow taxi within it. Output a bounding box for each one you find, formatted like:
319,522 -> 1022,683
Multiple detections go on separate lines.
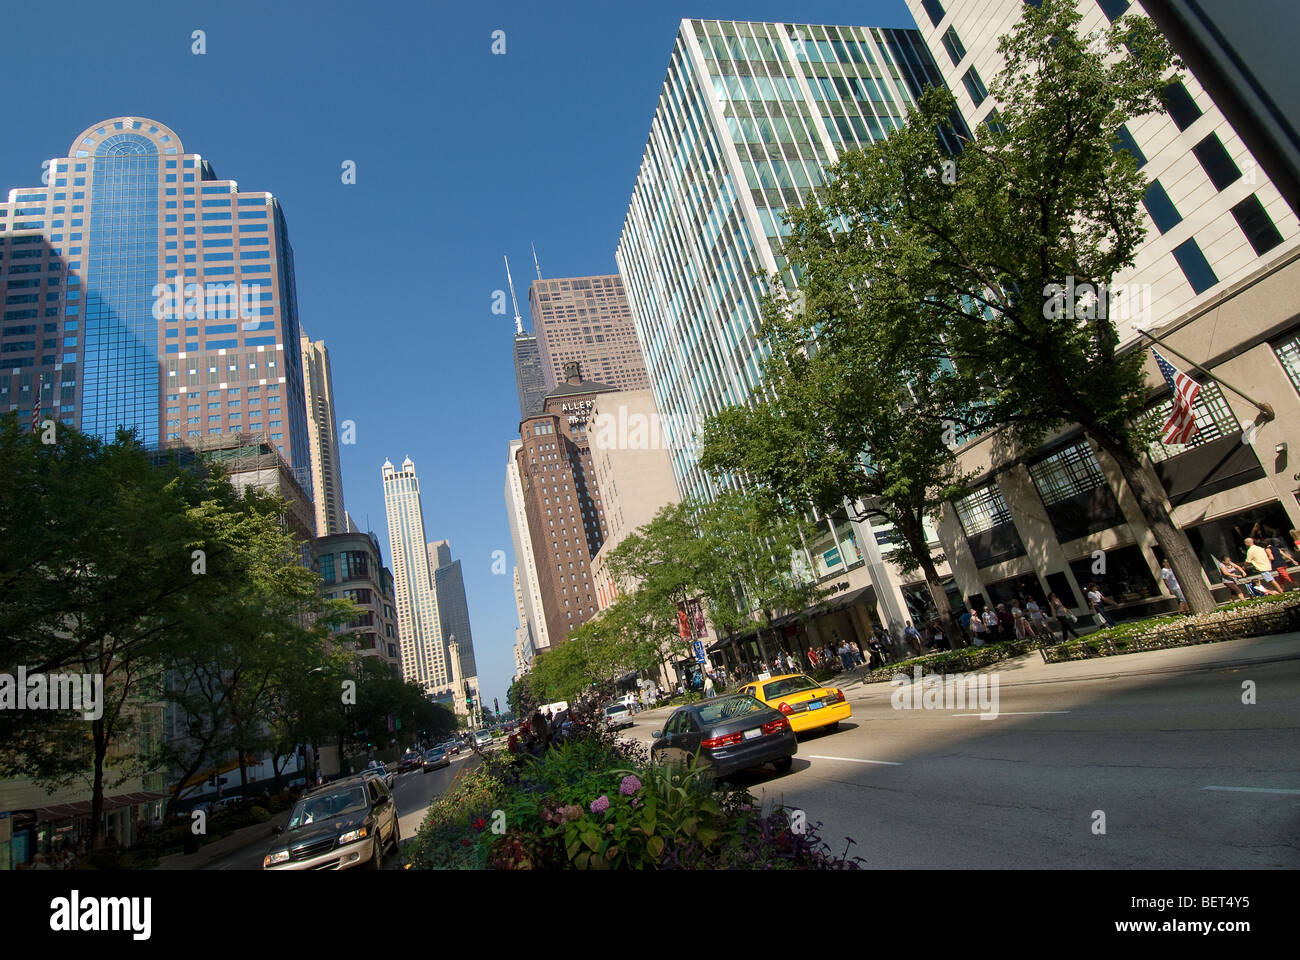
736,673 -> 850,734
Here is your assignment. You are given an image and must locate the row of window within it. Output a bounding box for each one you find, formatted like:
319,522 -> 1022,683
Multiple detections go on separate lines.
955,332 -> 1300,540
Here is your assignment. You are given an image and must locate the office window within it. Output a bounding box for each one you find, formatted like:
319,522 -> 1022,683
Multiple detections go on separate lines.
1113,125 -> 1146,167
1161,82 -> 1202,131
1143,381 -> 1237,462
940,26 -> 966,65
1097,0 -> 1131,21
1273,334 -> 1300,396
1192,134 -> 1241,190
1230,194 -> 1283,255
954,483 -> 1014,537
962,67 -> 988,108
1142,181 -> 1182,233
1171,238 -> 1218,293
921,0 -> 945,27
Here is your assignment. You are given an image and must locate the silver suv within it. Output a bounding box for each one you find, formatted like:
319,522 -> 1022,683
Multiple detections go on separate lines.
262,775 -> 400,871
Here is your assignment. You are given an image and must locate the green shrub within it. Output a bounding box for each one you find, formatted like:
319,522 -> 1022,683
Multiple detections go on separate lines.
248,806 -> 271,823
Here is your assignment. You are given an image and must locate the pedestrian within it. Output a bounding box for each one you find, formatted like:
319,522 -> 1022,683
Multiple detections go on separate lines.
1292,528 -> 1300,554
1025,596 -> 1049,638
1048,592 -> 1078,643
1266,533 -> 1297,589
1086,582 -> 1116,628
807,646 -> 819,668
1244,538 -> 1284,594
981,606 -> 999,642
850,640 -> 863,666
1007,601 -> 1025,641
1215,556 -> 1249,600
902,620 -> 923,656
969,610 -> 986,646
930,621 -> 947,651
1159,558 -> 1189,613
703,671 -> 715,697
958,607 -> 972,645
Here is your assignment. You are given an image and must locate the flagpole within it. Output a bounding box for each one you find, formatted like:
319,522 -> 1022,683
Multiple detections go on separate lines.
1134,328 -> 1275,421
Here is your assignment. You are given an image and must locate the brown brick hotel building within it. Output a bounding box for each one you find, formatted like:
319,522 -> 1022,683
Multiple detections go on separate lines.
516,361 -> 615,645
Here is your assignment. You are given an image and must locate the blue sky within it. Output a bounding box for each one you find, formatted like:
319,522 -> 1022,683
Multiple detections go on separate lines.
0,0 -> 915,710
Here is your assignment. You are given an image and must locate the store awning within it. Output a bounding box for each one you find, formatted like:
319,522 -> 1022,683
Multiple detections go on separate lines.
707,584 -> 878,651
31,791 -> 168,823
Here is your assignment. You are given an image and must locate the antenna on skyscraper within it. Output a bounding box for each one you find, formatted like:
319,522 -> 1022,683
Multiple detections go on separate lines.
531,242 -> 542,280
505,255 -> 524,334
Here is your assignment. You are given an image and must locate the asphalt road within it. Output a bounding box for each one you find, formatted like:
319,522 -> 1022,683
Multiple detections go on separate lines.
622,633 -> 1300,869
204,753 -> 475,870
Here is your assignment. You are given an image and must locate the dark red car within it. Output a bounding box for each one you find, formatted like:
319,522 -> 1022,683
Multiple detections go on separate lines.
396,752 -> 422,773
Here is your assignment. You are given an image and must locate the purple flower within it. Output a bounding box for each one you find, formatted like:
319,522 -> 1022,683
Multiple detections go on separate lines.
619,775 -> 642,796
590,795 -> 610,814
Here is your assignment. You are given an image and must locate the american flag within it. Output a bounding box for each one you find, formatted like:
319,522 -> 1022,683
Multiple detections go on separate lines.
31,375 -> 42,433
1152,349 -> 1200,445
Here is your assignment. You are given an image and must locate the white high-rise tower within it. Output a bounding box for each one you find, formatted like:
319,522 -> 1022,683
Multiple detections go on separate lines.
381,456 -> 453,704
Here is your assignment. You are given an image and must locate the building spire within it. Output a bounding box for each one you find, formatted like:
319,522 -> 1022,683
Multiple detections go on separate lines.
531,242 -> 542,280
505,255 -> 523,335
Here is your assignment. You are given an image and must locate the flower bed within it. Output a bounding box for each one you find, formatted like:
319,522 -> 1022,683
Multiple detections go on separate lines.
855,594 -> 1300,681
404,700 -> 861,870
1040,593 -> 1300,663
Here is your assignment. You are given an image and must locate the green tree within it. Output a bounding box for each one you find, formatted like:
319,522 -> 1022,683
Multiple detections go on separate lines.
699,281 -> 978,647
692,489 -> 830,663
765,0 -> 1214,611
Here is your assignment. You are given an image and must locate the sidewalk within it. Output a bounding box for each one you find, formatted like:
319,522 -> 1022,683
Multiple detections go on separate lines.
154,807 -> 292,870
836,629 -> 1300,697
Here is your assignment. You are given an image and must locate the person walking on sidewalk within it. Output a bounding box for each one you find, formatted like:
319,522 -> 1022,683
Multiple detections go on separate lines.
1086,583 -> 1116,628
1266,534 -> 1297,590
1159,558 -> 1190,613
1048,593 -> 1079,642
902,621 -> 923,656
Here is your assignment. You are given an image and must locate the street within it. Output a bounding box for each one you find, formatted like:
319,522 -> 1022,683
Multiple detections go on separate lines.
622,633 -> 1300,869
203,753 -> 476,870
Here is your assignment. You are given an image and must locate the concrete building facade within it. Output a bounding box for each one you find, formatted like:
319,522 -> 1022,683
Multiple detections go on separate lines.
318,530 -> 401,675
904,0 -> 1300,621
587,389 -> 682,609
506,438 -> 551,653
301,336 -> 347,536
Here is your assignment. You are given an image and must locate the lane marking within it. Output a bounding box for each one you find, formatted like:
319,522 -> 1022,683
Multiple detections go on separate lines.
1202,786 -> 1300,795
951,711 -> 1072,718
806,755 -> 902,765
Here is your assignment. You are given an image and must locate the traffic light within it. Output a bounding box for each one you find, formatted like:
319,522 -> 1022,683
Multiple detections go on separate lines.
494,697 -> 499,715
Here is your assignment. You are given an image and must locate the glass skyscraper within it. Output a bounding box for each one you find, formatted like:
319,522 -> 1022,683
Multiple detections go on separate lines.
1,116 -> 310,492
616,21 -> 963,502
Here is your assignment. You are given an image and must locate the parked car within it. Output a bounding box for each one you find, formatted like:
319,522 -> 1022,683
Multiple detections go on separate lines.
602,703 -> 634,730
422,747 -> 450,772
262,775 -> 400,871
650,694 -> 796,778
396,753 -> 422,774
736,673 -> 851,734
362,763 -> 394,790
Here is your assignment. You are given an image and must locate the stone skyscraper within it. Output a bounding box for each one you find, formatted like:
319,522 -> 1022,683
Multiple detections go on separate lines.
528,274 -> 649,394
381,456 -> 457,708
301,335 -> 346,536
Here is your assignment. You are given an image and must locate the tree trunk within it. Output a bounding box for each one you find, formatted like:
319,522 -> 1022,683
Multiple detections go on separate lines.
1096,435 -> 1216,614
89,718 -> 107,851
897,510 -> 964,648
